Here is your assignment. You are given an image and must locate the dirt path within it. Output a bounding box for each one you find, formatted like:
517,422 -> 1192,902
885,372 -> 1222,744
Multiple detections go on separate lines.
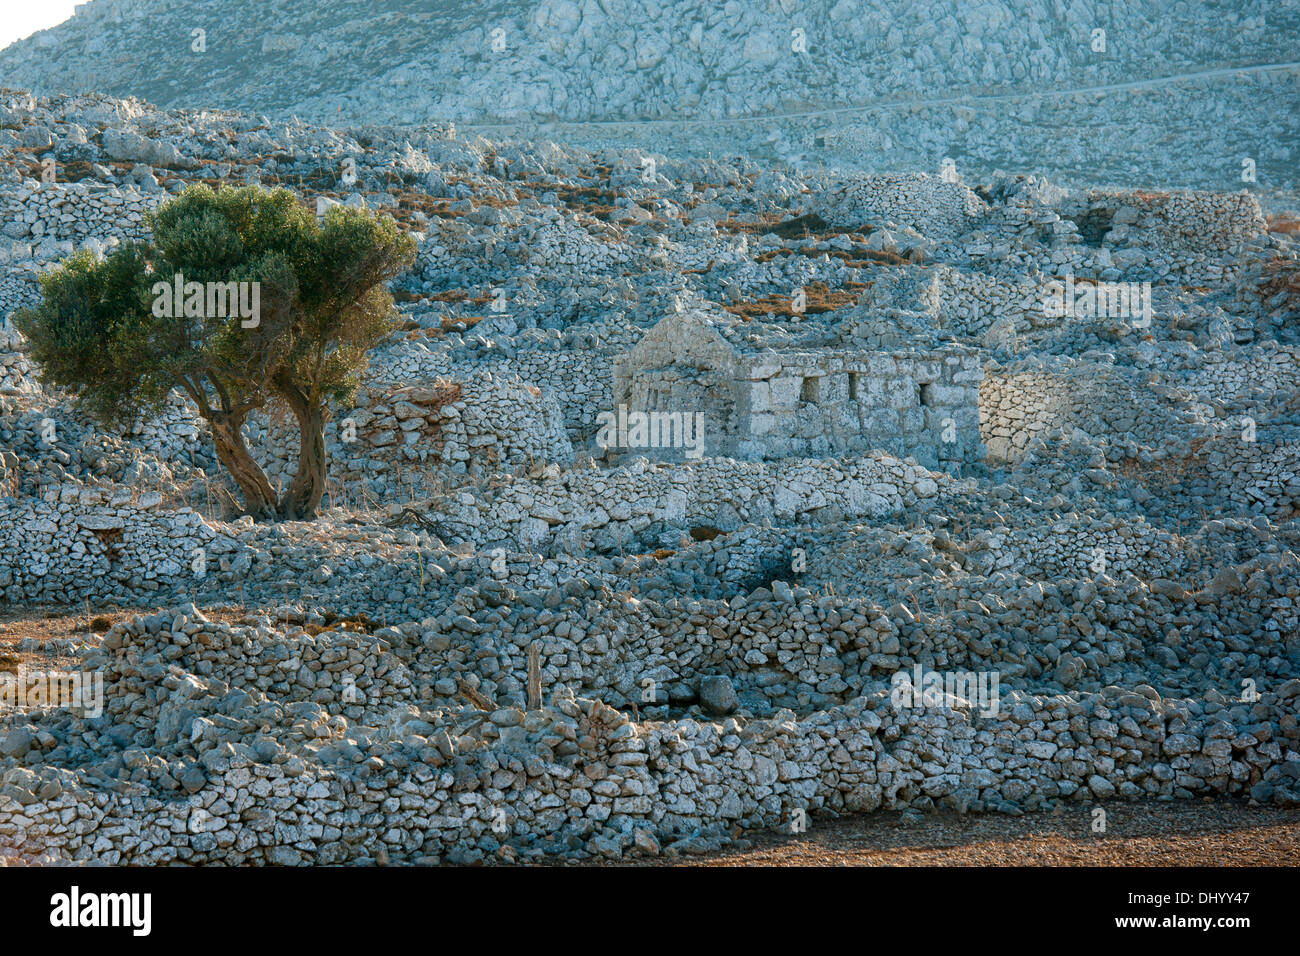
640,800 -> 1300,866
459,60 -> 1300,132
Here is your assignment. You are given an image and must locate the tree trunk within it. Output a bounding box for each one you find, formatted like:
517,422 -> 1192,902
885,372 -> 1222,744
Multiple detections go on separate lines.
209,411 -> 277,519
278,390 -> 328,521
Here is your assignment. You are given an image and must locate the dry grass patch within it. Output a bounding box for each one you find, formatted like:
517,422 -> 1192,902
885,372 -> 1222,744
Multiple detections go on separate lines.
1266,213 -> 1300,236
724,281 -> 861,318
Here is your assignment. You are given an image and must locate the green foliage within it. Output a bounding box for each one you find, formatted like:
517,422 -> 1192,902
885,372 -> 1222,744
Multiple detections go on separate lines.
19,243 -> 165,427
273,202 -> 416,408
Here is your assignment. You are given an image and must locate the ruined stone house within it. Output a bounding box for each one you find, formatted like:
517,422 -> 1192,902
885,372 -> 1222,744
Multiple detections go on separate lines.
611,310 -> 984,471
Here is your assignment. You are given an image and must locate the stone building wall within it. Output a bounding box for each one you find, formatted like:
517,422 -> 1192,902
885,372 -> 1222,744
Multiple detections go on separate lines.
731,348 -> 983,470
614,312 -> 984,470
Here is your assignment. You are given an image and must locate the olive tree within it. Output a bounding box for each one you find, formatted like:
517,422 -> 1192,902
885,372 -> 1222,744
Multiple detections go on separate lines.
16,183 -> 416,519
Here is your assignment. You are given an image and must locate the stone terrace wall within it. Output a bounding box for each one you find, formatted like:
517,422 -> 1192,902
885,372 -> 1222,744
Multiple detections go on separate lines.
933,267 -> 1043,341
400,556 -> 1299,714
3,652 -> 1295,864
979,361 -> 1179,465
0,489 -> 248,604
418,214 -> 637,286
245,368 -> 575,497
1178,346 -> 1300,403
1187,429 -> 1300,518
972,513 -> 1188,582
98,611 -> 417,728
846,265 -> 1140,346
0,316 -> 38,394
0,452 -> 959,608
430,452 -> 964,554
372,327 -> 636,447
421,345 -> 617,447
0,178 -> 159,266
508,347 -> 615,445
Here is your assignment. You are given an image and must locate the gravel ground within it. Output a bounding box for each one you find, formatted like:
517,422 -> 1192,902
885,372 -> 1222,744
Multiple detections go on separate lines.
629,801 -> 1300,866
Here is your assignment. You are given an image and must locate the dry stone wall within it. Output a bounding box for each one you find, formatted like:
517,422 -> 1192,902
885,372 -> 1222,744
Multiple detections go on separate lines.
0,178 -> 159,267
814,173 -> 989,239
1081,189 -> 1267,257
375,331 -> 625,448
0,489 -> 246,604
0,317 -> 38,395
1179,347 -> 1300,403
0,87 -> 1297,867
1,603 -> 1295,864
429,452 -> 964,555
1187,429 -> 1300,519
246,368 -> 575,498
979,361 -> 1179,466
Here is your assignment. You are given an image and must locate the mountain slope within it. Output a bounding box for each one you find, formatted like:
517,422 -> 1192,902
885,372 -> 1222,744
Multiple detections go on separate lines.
3,1 -> 1298,198
0,0 -> 1292,126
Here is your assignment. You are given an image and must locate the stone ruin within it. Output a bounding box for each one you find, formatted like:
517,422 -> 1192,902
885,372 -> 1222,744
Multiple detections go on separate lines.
612,309 -> 984,472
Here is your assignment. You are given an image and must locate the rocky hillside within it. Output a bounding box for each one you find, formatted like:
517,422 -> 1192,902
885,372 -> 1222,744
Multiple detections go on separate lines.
0,0 -> 1287,122
3,0 -> 1299,197
1,88 -> 1299,865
